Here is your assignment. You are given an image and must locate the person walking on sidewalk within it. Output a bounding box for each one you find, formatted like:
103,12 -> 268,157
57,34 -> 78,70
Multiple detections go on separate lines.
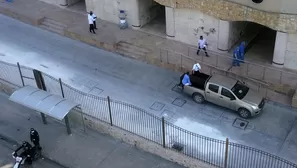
192,62 -> 201,76
196,36 -> 209,57
232,46 -> 240,66
30,128 -> 42,150
88,11 -> 96,34
91,12 -> 97,29
239,41 -> 246,63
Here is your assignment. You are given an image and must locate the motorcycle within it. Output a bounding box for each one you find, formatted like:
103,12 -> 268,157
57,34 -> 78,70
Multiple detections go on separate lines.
12,142 -> 41,168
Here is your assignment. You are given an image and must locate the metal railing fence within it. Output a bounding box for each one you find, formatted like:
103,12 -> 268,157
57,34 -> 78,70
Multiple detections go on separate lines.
0,60 -> 297,168
159,46 -> 297,89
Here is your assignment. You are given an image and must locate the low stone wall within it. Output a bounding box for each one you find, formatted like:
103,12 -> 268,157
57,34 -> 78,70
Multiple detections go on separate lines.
0,5 -> 44,26
71,112 -> 216,168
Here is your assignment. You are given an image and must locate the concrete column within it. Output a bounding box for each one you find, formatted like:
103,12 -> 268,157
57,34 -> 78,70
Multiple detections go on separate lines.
218,20 -> 230,51
165,7 -> 175,37
272,31 -> 287,67
131,0 -> 141,28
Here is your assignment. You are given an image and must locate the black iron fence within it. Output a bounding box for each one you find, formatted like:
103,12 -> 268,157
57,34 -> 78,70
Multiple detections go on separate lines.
0,60 -> 296,168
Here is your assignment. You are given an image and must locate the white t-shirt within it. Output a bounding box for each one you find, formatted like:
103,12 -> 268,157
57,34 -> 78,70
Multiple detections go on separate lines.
199,39 -> 207,48
88,14 -> 93,24
92,14 -> 97,21
192,63 -> 201,71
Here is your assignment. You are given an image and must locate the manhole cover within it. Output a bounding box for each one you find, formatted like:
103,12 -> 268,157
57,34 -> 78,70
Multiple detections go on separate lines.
150,102 -> 165,111
171,84 -> 182,93
172,98 -> 186,107
232,118 -> 249,130
88,87 -> 103,96
172,142 -> 184,151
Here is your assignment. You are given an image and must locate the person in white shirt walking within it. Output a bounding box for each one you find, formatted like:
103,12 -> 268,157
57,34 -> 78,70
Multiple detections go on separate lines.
192,63 -> 201,76
91,12 -> 97,29
88,11 -> 96,34
196,36 -> 209,57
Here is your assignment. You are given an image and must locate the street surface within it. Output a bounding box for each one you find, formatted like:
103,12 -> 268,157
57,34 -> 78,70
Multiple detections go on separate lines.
1,14 -> 297,163
0,93 -> 185,168
0,135 -> 64,168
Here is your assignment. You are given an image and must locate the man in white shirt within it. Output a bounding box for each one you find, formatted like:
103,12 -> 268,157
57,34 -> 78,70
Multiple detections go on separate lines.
192,63 -> 201,75
196,36 -> 209,57
88,11 -> 96,34
91,12 -> 97,29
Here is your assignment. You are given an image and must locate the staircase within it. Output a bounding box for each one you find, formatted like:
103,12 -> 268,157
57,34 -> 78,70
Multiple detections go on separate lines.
116,41 -> 152,61
39,18 -> 67,35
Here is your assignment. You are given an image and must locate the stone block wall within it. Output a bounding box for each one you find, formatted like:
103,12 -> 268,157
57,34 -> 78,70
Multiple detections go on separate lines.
154,0 -> 297,33
284,33 -> 297,70
39,0 -> 67,6
173,8 -> 219,51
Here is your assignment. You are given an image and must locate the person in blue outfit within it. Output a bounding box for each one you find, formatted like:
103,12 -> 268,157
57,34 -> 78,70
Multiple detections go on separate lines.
233,47 -> 240,66
239,41 -> 245,63
182,72 -> 191,86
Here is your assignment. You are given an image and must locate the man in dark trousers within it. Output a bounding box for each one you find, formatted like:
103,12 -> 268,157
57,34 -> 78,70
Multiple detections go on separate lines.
88,11 -> 96,34
30,128 -> 42,150
196,36 -> 209,57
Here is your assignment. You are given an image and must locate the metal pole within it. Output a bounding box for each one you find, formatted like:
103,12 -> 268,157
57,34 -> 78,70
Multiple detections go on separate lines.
40,113 -> 47,125
64,115 -> 72,135
216,55 -> 219,67
162,117 -> 166,148
160,49 -> 162,62
262,67 -> 266,80
80,110 -> 86,132
224,138 -> 229,168
107,96 -> 113,126
166,50 -> 169,64
59,78 -> 65,98
33,69 -> 47,125
17,62 -> 25,87
180,55 -> 183,70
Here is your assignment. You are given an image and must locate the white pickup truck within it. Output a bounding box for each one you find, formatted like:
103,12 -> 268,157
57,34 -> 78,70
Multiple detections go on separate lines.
181,73 -> 265,118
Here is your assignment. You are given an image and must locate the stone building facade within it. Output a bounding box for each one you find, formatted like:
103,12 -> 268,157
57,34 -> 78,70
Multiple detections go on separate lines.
43,0 -> 297,70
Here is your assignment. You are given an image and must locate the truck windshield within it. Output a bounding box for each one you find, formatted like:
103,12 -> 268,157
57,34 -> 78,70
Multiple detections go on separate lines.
231,81 -> 249,99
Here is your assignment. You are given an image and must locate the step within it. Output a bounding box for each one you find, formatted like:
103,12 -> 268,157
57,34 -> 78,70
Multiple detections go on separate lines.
117,46 -> 147,57
117,47 -> 147,59
117,49 -> 146,61
42,18 -> 67,29
41,19 -> 66,30
117,42 -> 151,54
39,25 -> 65,35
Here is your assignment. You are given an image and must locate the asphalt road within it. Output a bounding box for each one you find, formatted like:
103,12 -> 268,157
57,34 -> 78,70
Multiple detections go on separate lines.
0,14 -> 297,163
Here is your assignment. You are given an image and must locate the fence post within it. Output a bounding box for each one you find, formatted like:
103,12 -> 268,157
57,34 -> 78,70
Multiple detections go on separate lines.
17,62 -> 25,87
59,78 -> 65,98
162,117 -> 166,148
262,67 -> 266,80
33,69 -> 47,125
224,138 -> 229,168
166,50 -> 169,64
216,55 -> 219,67
107,96 -> 113,126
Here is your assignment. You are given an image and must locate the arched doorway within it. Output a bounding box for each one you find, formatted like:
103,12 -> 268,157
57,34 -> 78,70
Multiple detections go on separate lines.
219,21 -> 277,65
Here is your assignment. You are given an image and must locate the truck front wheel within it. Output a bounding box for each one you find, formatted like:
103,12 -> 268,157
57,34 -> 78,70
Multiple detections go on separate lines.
238,108 -> 251,119
192,93 -> 205,104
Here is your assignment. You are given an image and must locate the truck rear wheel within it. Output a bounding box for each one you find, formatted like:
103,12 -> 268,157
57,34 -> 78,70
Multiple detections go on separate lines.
192,93 -> 205,104
238,108 -> 251,119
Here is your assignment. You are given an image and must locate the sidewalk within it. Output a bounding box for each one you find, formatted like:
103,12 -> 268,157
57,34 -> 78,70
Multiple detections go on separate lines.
0,0 -> 295,106
0,92 -> 185,168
